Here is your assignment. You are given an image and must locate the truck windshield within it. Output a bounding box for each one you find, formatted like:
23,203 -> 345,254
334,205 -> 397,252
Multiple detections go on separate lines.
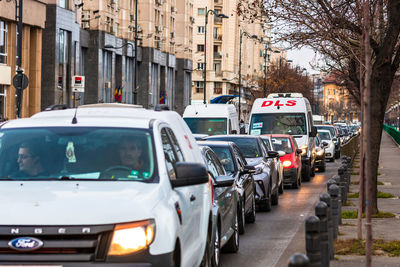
250,113 -> 307,135
0,127 -> 156,182
184,118 -> 227,135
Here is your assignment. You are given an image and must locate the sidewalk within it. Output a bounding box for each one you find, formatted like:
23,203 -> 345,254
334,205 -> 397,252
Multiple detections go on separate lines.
331,131 -> 400,266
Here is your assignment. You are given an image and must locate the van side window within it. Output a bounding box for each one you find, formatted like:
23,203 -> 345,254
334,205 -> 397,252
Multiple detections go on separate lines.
166,128 -> 185,162
161,128 -> 177,180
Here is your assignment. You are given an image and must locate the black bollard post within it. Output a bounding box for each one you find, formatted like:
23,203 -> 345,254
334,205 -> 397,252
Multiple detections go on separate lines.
333,174 -> 346,204
288,253 -> 310,267
320,193 -> 334,260
328,184 -> 340,239
305,216 -> 321,267
327,179 -> 337,192
338,166 -> 349,199
315,202 -> 330,267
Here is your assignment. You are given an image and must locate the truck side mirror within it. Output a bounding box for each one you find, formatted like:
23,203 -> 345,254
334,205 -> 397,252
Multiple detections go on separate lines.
310,126 -> 317,137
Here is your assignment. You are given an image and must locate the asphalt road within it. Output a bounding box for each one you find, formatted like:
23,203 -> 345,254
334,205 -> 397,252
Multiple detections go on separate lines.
220,160 -> 340,267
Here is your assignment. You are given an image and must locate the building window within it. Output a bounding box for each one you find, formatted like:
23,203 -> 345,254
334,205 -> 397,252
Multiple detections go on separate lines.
196,81 -> 204,93
59,0 -> 69,9
214,82 -> 222,94
197,63 -> 204,70
0,21 -> 7,64
197,26 -> 205,34
197,44 -> 204,52
198,8 -> 205,15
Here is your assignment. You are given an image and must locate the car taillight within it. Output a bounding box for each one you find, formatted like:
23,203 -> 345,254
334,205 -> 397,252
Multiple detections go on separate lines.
282,160 -> 292,168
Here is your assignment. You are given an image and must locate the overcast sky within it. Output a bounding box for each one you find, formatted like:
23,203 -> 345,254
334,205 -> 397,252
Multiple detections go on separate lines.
287,47 -> 321,75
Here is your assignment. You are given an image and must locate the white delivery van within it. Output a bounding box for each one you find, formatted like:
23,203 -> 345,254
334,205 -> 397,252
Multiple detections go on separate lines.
248,93 -> 317,181
183,104 -> 240,136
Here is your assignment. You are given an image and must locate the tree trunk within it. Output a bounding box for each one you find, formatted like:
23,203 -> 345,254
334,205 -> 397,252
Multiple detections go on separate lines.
368,64 -> 394,215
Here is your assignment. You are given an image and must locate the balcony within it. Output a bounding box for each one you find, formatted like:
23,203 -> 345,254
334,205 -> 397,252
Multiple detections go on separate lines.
214,34 -> 223,42
214,0 -> 223,7
214,16 -> 223,24
215,71 -> 223,77
213,52 -> 222,59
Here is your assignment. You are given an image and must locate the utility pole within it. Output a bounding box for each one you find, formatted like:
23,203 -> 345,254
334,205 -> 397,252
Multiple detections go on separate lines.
133,0 -> 138,104
263,44 -> 267,97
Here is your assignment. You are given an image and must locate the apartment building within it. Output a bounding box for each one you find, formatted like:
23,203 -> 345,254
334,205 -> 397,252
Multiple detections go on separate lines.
0,0 -> 46,120
323,72 -> 359,122
41,0 -> 193,113
191,0 -> 266,120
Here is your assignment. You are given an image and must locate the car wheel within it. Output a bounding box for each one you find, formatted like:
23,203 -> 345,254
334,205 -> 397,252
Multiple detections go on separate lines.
200,231 -> 212,267
279,179 -> 284,194
212,225 -> 220,267
292,170 -> 300,189
310,165 -> 315,177
223,212 -> 239,253
271,185 -> 279,206
260,184 -> 272,211
246,194 -> 256,223
320,162 -> 326,172
238,201 -> 246,235
302,165 -> 311,182
330,157 -> 335,162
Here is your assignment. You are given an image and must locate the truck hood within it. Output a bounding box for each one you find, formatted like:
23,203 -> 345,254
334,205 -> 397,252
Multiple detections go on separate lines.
0,181 -> 161,225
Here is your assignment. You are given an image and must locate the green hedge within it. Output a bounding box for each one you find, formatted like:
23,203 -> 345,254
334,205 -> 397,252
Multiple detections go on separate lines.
383,124 -> 400,145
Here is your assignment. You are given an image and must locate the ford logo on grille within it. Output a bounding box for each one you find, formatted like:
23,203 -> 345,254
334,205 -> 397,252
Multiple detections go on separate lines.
8,237 -> 44,251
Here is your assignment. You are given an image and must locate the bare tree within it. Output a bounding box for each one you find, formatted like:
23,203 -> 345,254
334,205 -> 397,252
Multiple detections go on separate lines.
257,0 -> 400,215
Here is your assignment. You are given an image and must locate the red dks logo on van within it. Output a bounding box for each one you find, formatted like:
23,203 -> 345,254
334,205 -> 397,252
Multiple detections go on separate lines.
261,100 -> 297,107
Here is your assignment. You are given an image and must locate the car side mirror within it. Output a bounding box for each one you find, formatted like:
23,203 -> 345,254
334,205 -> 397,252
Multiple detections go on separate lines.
214,175 -> 235,187
310,126 -> 317,137
243,165 -> 256,174
171,162 -> 209,188
267,151 -> 279,158
278,151 -> 286,157
296,148 -> 303,155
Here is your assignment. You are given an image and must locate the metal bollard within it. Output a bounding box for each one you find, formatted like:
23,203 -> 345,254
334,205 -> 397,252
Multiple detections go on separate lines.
328,184 -> 340,239
288,253 -> 310,267
320,193 -> 334,260
338,166 -> 349,196
333,174 -> 346,204
315,202 -> 330,267
327,179 -> 337,192
305,215 -> 321,267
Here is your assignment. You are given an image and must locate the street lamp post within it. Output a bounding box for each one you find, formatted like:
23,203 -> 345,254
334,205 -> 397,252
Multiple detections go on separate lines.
134,0 -> 138,104
203,7 -> 228,104
238,30 -> 258,121
104,43 -> 135,103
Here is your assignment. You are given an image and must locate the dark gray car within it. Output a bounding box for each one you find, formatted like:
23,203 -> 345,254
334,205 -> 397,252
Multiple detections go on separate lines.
199,145 -> 240,266
203,135 -> 280,212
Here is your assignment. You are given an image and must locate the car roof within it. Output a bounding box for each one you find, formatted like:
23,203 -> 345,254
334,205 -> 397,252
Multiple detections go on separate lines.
205,134 -> 259,139
318,129 -> 331,133
265,134 -> 293,138
197,140 -> 235,148
2,104 -> 179,129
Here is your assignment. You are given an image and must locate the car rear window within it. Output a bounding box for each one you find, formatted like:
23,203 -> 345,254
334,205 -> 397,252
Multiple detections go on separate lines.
270,137 -> 293,154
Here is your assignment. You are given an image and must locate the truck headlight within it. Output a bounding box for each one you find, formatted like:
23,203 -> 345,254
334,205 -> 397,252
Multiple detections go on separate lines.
300,146 -> 308,156
108,220 -> 156,256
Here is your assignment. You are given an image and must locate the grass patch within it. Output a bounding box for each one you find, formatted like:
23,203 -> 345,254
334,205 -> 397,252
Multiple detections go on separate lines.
353,160 -> 360,163
335,239 -> 400,256
342,210 -> 358,219
342,210 -> 396,219
348,192 -> 360,198
377,181 -> 384,185
378,172 -> 382,176
351,171 -> 360,175
342,201 -> 353,206
351,181 -> 359,185
377,191 -> 395,198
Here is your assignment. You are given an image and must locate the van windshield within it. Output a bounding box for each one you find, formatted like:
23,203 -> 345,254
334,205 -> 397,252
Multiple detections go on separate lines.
250,113 -> 307,135
184,118 -> 227,135
0,127 -> 156,182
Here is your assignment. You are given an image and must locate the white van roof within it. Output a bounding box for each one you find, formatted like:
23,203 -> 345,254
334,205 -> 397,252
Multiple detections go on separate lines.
183,104 -> 237,118
267,93 -> 303,98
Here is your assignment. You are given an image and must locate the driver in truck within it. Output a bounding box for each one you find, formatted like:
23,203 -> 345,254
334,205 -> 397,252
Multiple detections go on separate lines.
119,137 -> 145,171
